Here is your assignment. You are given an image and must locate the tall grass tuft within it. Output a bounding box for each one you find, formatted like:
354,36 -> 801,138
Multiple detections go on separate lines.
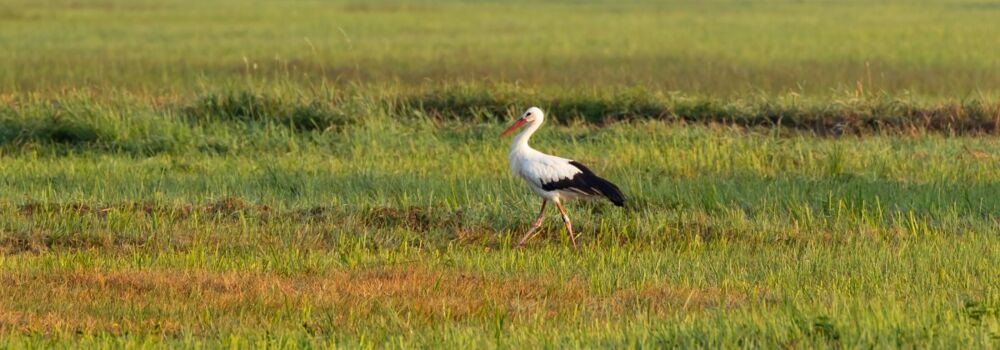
184,91 -> 356,132
0,99 -> 192,155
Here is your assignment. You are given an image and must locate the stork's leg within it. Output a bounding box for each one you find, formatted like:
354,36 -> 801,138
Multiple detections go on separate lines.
516,199 -> 548,247
553,199 -> 576,248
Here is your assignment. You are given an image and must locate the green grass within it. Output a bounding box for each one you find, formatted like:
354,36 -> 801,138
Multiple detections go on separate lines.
1,0 -> 999,348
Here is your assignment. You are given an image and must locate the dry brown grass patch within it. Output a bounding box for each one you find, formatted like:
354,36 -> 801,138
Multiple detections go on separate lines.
0,267 -> 774,337
0,267 -> 584,336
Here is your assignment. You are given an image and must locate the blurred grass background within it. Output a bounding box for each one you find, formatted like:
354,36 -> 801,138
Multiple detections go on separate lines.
1,0 -> 998,97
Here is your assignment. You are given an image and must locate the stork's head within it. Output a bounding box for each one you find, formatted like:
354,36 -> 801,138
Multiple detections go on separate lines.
501,107 -> 543,138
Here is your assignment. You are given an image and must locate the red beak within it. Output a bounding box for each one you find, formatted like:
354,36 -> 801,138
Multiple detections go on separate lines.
500,118 -> 528,138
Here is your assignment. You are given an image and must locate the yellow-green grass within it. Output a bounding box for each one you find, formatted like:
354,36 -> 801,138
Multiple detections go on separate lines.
2,0 -> 999,97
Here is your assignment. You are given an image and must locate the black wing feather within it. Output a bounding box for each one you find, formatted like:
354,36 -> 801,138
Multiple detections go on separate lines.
540,161 -> 626,207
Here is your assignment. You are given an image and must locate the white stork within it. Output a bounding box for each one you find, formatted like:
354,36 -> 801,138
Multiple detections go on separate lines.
501,107 -> 625,247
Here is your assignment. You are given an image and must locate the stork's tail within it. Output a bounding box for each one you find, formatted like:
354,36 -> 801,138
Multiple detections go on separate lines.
564,160 -> 626,207
593,176 -> 626,207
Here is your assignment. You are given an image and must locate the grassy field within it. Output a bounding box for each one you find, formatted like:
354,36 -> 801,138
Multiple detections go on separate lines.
2,0 -> 1000,348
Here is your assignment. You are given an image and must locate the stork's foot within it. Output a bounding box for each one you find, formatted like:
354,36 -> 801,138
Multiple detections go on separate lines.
563,215 -> 578,249
554,200 -> 577,248
565,221 -> 577,248
516,220 -> 544,247
516,199 -> 548,248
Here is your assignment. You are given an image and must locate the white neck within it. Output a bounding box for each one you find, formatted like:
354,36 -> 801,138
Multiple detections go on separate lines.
510,117 -> 543,153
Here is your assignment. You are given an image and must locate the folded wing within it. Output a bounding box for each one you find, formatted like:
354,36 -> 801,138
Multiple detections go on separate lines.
517,156 -> 625,206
